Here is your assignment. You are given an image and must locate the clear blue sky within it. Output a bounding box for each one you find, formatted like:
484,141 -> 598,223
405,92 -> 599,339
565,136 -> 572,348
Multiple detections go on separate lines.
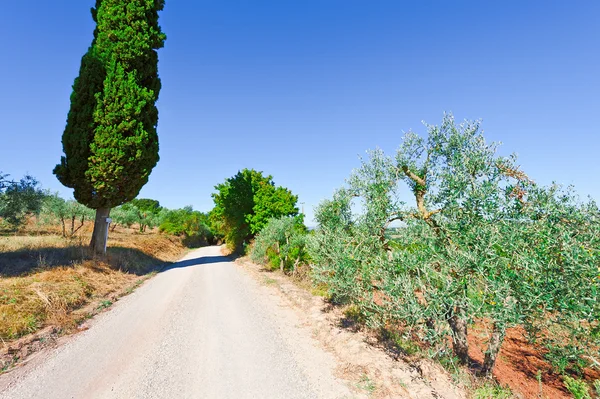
1,1 -> 599,224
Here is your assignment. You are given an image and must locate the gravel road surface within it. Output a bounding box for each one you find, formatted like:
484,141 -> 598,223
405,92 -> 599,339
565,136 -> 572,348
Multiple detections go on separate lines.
0,246 -> 352,399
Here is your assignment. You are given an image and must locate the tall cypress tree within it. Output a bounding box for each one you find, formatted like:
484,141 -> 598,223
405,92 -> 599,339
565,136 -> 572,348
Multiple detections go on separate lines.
54,0 -> 166,253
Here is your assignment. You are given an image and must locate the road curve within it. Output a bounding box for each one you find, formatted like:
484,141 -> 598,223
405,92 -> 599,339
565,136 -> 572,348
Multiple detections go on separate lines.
0,246 -> 352,399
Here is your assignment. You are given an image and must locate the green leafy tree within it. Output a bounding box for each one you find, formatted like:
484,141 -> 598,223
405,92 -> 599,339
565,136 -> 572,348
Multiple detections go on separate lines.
159,207 -> 213,247
207,208 -> 225,243
0,172 -> 11,190
0,173 -> 47,229
212,169 -> 299,250
130,199 -> 161,214
309,114 -> 600,376
129,199 -> 162,232
54,0 -> 166,253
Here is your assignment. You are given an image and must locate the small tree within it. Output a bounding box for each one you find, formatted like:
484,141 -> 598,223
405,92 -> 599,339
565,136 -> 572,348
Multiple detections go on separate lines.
54,0 -> 166,254
42,194 -> 94,237
212,169 -> 298,250
0,173 -> 46,229
110,205 -> 139,231
130,199 -> 162,232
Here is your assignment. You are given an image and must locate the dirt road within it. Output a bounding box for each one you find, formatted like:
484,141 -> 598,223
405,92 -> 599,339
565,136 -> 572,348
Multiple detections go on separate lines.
0,246 -> 353,399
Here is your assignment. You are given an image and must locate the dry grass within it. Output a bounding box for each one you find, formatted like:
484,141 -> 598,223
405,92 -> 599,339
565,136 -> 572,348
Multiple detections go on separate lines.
0,223 -> 188,341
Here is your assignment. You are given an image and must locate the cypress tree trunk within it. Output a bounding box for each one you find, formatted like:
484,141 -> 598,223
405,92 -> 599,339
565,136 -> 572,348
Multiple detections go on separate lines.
90,207 -> 111,254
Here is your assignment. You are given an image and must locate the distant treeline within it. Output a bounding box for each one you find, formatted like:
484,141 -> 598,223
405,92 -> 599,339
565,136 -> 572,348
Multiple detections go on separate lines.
0,173 -> 216,247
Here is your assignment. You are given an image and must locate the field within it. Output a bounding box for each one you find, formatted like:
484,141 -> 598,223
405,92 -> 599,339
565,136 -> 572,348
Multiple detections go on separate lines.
0,221 -> 188,371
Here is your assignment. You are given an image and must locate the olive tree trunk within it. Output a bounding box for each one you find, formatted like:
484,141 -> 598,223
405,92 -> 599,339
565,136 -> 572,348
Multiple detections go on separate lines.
90,207 -> 111,255
448,305 -> 469,364
480,323 -> 506,376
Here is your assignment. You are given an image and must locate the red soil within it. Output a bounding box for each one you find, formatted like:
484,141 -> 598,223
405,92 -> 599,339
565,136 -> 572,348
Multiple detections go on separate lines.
469,325 -> 600,399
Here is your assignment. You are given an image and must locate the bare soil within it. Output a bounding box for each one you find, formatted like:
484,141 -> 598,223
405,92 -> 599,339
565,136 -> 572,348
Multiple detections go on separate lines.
469,324 -> 600,399
237,257 -> 467,399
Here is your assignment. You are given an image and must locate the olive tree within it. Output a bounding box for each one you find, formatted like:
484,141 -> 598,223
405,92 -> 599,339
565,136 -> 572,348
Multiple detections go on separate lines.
309,114 -> 600,376
0,173 -> 46,229
42,194 -> 94,237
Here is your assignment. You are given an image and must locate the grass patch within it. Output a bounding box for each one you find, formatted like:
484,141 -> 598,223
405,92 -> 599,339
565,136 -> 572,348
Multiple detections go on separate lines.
96,299 -> 113,311
262,276 -> 277,286
357,373 -> 377,396
310,283 -> 329,298
0,228 -> 187,341
472,381 -> 513,399
378,328 -> 421,358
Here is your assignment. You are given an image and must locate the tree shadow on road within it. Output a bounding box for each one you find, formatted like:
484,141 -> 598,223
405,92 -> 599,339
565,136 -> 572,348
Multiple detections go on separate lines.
163,255 -> 231,271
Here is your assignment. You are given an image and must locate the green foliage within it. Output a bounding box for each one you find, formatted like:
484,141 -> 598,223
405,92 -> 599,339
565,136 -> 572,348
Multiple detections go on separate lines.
308,113 -> 600,376
250,215 -> 308,273
0,173 -> 47,228
41,194 -> 94,237
472,383 -> 513,399
0,172 -> 11,190
130,199 -> 161,214
159,207 -> 213,247
545,343 -> 589,375
54,0 -> 165,209
110,204 -> 140,229
122,199 -> 163,232
212,169 -> 298,250
108,199 -> 163,232
380,329 -> 421,356
563,375 -> 591,399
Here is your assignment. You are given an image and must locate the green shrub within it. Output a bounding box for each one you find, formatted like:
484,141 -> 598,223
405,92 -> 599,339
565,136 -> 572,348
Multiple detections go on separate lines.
250,215 -> 308,273
563,376 -> 591,399
472,382 -> 513,399
545,343 -> 589,375
211,169 -> 298,251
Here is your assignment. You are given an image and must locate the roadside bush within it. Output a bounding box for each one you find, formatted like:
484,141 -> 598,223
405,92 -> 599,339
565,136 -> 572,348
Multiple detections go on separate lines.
308,113 -> 600,376
250,215 -> 308,273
